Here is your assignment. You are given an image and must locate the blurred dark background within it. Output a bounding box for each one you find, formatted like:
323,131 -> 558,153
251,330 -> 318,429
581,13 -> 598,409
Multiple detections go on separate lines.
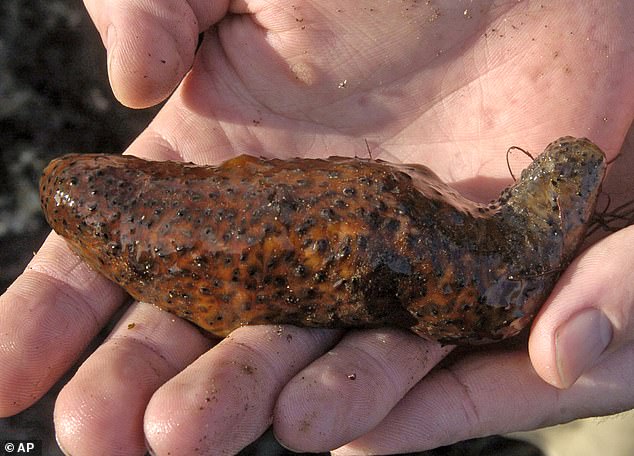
0,1 -> 544,455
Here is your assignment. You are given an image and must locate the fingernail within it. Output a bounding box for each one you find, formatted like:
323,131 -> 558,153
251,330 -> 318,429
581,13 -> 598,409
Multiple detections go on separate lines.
106,24 -> 117,76
106,24 -> 118,90
555,309 -> 612,388
106,24 -> 117,51
144,437 -> 157,456
54,433 -> 70,456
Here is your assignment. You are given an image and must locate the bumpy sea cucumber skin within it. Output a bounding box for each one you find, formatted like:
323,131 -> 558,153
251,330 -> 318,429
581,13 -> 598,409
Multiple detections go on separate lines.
40,137 -> 606,344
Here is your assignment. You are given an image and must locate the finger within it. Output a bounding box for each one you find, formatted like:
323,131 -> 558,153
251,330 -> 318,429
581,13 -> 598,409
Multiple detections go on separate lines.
144,325 -> 341,455
334,344 -> 634,454
273,329 -> 452,452
0,233 -> 126,417
54,301 -> 211,456
529,224 -> 634,388
82,0 -> 230,108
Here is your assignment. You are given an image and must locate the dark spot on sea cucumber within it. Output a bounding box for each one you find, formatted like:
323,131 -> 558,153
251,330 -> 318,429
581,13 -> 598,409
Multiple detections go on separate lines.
314,239 -> 329,252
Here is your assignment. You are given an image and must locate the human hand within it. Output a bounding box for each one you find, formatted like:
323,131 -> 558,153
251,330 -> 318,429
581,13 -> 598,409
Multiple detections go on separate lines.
1,1 -> 633,454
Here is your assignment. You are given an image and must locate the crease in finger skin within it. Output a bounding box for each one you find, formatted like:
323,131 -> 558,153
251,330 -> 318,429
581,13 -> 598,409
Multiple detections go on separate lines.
54,301 -> 212,456
0,233 -> 126,417
143,325 -> 342,456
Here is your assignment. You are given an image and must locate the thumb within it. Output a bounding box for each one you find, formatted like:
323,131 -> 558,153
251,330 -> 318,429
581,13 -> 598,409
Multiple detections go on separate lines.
83,0 -> 229,108
529,225 -> 634,388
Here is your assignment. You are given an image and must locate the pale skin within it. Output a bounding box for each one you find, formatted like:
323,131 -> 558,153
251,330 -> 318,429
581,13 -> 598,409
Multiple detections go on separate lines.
1,1 -> 633,454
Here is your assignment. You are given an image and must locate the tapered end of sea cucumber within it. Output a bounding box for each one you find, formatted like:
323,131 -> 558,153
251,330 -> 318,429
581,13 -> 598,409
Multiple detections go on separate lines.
503,136 -> 607,261
40,154 -> 87,240
39,153 -> 142,252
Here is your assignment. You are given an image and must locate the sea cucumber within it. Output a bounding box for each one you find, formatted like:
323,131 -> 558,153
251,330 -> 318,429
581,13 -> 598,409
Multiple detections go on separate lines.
39,137 -> 606,344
